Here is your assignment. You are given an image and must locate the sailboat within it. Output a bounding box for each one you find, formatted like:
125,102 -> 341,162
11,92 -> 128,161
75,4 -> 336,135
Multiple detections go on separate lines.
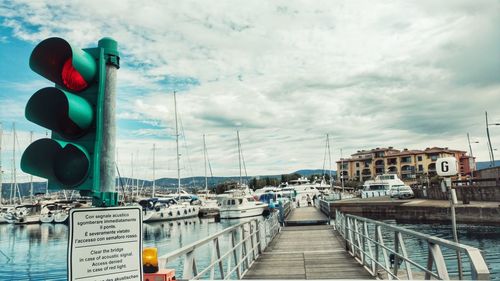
197,134 -> 219,216
218,131 -> 268,219
140,92 -> 200,222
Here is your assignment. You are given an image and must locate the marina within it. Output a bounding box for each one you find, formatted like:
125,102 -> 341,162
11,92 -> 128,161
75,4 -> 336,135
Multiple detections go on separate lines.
1,1 -> 500,280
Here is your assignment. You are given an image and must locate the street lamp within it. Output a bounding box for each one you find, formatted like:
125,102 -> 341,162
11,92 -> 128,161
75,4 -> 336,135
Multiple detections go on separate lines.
485,111 -> 500,167
466,133 -> 479,183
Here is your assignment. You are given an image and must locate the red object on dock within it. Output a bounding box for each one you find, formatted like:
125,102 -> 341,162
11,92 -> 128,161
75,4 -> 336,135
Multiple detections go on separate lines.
144,269 -> 175,281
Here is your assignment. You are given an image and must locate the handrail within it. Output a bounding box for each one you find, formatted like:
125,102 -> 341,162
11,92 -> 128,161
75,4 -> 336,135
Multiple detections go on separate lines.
158,211 -> 280,279
335,210 -> 490,280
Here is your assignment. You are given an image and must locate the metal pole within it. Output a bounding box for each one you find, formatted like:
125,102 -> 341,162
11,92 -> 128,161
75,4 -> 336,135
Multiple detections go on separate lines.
341,148 -> 345,195
447,178 -> 463,279
467,133 -> 475,184
0,122 -> 3,206
486,111 -> 495,167
98,38 -> 119,205
152,144 -> 156,198
174,91 -> 181,195
203,134 -> 208,192
238,131 -> 242,187
29,131 -> 33,201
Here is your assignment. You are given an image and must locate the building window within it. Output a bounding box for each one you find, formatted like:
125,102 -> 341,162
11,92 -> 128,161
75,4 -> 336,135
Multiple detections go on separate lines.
417,156 -> 422,161
418,165 -> 423,171
356,163 -> 359,168
401,156 -> 412,163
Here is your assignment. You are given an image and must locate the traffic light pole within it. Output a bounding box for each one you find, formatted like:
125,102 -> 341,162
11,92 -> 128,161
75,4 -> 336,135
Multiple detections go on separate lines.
98,38 -> 119,206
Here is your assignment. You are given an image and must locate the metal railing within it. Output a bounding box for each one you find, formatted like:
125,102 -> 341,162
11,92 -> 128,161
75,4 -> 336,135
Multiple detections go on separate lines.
158,212 -> 280,279
335,211 -> 490,280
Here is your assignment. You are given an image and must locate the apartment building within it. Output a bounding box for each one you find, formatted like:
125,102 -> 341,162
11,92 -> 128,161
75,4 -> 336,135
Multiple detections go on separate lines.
336,147 -> 474,184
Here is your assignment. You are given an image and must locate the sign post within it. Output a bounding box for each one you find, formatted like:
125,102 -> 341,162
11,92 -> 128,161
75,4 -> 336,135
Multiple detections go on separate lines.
436,157 -> 463,279
68,206 -> 143,281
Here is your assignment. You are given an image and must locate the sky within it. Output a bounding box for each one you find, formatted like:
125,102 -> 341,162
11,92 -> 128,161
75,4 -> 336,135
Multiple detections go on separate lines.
0,0 -> 499,182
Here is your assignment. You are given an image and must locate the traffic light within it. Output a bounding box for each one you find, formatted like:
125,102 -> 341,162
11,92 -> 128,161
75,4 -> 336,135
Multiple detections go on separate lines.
21,37 -> 119,206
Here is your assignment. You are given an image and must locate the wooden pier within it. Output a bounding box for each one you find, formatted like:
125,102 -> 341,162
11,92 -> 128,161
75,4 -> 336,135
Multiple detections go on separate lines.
243,206 -> 374,279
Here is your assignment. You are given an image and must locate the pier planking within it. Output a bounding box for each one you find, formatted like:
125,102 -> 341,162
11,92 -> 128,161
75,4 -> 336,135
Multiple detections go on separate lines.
243,207 -> 373,279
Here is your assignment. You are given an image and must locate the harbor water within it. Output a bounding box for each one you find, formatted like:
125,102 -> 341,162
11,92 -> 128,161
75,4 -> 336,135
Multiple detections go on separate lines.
0,218 -> 499,280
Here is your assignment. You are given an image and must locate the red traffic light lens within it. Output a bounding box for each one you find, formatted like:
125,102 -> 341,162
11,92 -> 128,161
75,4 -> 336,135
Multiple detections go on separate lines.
62,59 -> 88,91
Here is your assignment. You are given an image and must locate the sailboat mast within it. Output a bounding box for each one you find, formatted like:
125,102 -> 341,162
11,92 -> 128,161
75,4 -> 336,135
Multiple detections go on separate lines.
237,131 -> 242,187
174,91 -> 181,194
203,134 -> 208,192
152,144 -> 156,197
0,122 -> 3,206
29,131 -> 34,201
327,134 -> 332,189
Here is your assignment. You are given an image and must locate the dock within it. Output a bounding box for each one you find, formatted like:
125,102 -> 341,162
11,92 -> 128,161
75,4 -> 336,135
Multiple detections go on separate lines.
243,207 -> 373,279
284,206 -> 330,226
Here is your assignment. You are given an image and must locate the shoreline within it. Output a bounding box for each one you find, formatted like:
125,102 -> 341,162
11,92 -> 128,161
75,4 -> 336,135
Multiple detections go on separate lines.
320,197 -> 500,226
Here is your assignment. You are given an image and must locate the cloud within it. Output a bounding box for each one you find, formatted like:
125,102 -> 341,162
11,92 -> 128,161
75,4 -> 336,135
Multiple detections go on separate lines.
1,0 -> 499,179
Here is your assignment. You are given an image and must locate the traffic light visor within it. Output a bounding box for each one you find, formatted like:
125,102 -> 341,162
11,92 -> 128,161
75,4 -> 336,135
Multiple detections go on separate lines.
29,37 -> 96,92
25,87 -> 94,139
21,139 -> 90,187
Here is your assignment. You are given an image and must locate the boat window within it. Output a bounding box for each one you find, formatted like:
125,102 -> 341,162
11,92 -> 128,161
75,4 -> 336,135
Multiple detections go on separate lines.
231,199 -> 236,205
238,199 -> 243,204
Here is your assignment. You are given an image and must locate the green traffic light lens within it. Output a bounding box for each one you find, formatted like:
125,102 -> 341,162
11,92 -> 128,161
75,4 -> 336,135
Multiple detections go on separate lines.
54,144 -> 90,186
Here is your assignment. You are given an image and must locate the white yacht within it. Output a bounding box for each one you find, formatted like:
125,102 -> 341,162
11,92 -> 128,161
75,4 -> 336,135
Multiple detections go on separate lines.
139,198 -> 200,222
288,177 -> 321,206
361,174 -> 411,198
218,190 -> 268,219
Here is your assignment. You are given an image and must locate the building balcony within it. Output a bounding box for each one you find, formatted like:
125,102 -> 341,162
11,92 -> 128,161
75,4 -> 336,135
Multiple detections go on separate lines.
401,170 -> 414,174
375,164 -> 385,168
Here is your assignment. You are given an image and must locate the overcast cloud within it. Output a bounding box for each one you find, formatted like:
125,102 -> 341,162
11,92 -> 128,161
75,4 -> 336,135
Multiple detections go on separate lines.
0,0 -> 499,181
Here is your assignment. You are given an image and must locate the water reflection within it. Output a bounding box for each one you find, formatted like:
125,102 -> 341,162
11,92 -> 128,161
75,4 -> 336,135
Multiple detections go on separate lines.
1,217 -> 498,280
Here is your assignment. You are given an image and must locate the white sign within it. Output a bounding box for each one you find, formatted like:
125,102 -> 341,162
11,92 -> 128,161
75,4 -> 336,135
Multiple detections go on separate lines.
436,157 -> 458,177
68,206 -> 143,281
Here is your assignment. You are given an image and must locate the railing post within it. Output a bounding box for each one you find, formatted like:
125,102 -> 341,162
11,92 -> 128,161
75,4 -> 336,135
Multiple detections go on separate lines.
428,243 -> 449,280
396,232 -> 413,280
393,231 -> 400,278
232,230 -> 241,279
344,215 -> 349,252
362,221 -> 367,267
256,220 -> 262,254
374,225 -> 380,278
183,250 -> 196,279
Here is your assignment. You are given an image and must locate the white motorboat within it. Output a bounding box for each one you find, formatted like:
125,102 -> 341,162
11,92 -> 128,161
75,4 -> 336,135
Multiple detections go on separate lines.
362,174 -> 410,198
288,177 -> 321,207
218,191 -> 268,219
0,206 -> 15,224
39,203 -> 57,223
139,198 -> 200,222
5,204 -> 41,224
54,207 -> 70,223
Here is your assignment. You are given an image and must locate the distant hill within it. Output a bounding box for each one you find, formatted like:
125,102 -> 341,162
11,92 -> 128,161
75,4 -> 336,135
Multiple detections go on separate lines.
476,161 -> 500,170
292,169 -> 336,177
1,168 -> 337,198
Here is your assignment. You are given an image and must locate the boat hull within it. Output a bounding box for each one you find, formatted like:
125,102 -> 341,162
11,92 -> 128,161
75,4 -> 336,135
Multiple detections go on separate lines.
143,205 -> 200,222
219,205 -> 267,219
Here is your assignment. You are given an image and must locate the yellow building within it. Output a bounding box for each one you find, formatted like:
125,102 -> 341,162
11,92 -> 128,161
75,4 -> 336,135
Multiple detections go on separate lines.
337,147 -> 472,184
